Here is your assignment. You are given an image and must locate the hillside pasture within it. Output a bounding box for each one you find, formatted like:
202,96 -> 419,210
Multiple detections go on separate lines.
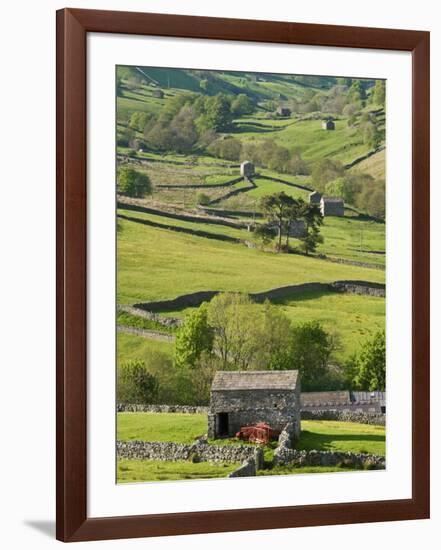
350,149 -> 386,180
117,332 -> 173,366
267,289 -> 384,360
117,218 -> 385,304
235,117 -> 370,165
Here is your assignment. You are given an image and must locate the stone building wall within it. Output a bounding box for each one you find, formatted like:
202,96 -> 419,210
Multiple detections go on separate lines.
209,387 -> 301,439
321,199 -> 344,217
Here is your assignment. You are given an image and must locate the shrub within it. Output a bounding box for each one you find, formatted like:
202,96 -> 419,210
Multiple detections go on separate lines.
117,360 -> 159,404
117,166 -> 152,198
196,193 -> 211,206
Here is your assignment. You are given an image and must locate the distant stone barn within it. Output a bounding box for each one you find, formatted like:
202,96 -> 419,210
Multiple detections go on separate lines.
240,160 -> 255,178
309,191 -> 322,205
152,89 -> 164,98
320,196 -> 344,217
277,106 -> 291,117
208,371 -> 301,439
322,119 -> 335,130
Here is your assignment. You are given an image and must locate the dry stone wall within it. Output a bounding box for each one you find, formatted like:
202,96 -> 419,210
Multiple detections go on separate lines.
117,439 -> 264,467
273,448 -> 385,470
132,280 -> 385,312
301,410 -> 385,426
117,403 -> 209,414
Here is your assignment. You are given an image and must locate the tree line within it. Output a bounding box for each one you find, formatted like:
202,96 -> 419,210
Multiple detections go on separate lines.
117,292 -> 385,406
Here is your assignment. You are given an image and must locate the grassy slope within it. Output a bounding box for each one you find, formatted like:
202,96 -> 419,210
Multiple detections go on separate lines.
117,219 -> 385,304
316,216 -> 385,266
117,207 -> 248,240
117,459 -> 238,482
350,149 -> 386,180
235,118 -> 369,164
271,290 -> 385,360
117,332 -> 173,365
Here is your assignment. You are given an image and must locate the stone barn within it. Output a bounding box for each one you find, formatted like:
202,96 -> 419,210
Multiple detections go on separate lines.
152,89 -> 164,98
309,191 -> 322,205
322,119 -> 335,130
208,370 -> 301,440
240,160 -> 255,178
320,196 -> 344,217
277,106 -> 291,117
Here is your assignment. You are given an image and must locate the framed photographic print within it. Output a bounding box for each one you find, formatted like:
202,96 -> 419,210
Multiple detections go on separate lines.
56,8 -> 430,542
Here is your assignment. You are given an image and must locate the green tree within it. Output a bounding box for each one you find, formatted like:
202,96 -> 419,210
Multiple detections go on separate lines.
372,80 -> 386,107
295,200 -> 324,255
174,303 -> 214,369
290,321 -> 334,391
353,330 -> 386,391
207,293 -> 258,370
198,93 -> 233,132
348,80 -> 367,101
129,111 -> 153,132
253,223 -> 276,248
117,167 -> 152,198
311,158 -> 344,191
361,120 -> 382,149
231,94 -> 254,116
117,360 -> 159,404
259,192 -> 297,251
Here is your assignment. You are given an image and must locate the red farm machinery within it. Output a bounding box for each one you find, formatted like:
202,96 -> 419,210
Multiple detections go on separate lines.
235,422 -> 280,444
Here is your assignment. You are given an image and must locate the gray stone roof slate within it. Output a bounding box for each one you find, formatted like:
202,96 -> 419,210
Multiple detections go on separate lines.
211,370 -> 299,391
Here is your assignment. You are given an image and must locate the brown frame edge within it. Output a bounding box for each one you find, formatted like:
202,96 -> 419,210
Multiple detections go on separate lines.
56,7 -> 430,542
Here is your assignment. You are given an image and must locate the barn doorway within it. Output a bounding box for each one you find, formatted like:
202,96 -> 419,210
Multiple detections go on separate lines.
217,412 -> 229,437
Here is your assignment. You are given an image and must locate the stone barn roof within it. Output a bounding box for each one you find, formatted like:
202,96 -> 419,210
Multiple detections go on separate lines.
322,197 -> 344,203
211,370 -> 299,391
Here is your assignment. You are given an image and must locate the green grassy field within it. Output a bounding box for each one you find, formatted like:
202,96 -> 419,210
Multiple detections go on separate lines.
117,412 -> 206,443
350,149 -> 386,180
298,420 -> 385,456
233,117 -> 369,165
117,413 -> 385,457
117,219 -> 385,304
117,332 -> 173,366
117,208 -> 248,240
117,459 -> 239,482
272,290 -> 385,359
257,465 -> 362,476
316,216 -> 385,266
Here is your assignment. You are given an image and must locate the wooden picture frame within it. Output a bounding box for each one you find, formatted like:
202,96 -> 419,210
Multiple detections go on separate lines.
56,8 -> 430,542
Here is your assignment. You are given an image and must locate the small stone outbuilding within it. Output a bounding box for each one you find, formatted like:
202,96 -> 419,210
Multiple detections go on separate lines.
322,119 -> 335,130
240,160 -> 255,178
208,370 -> 301,440
152,89 -> 164,98
309,191 -> 322,205
320,196 -> 344,217
277,106 -> 291,117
